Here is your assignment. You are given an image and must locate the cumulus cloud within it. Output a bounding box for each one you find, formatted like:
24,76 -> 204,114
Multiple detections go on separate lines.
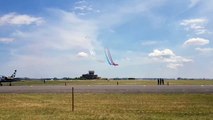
12,9 -> 100,51
180,18 -> 208,35
148,49 -> 175,58
77,52 -> 89,57
149,49 -> 192,69
4,9 -> 102,77
0,37 -> 15,43
0,12 -> 44,26
183,38 -> 209,46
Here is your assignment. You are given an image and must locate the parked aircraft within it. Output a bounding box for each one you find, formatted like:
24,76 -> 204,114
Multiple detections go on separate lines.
0,70 -> 17,86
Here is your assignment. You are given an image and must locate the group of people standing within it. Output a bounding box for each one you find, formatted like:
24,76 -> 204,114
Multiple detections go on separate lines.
157,78 -> 165,85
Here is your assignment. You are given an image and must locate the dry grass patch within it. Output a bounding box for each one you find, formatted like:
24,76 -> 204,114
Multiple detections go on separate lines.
0,93 -> 212,120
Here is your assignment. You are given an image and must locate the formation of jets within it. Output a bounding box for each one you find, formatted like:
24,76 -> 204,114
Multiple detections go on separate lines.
104,48 -> 119,66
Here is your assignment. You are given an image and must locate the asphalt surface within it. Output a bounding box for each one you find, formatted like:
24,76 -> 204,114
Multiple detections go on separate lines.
0,85 -> 213,94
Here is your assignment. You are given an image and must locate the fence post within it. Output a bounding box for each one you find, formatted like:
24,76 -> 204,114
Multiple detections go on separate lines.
72,87 -> 74,112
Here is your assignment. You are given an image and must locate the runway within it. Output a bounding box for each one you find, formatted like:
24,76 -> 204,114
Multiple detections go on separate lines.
0,85 -> 213,94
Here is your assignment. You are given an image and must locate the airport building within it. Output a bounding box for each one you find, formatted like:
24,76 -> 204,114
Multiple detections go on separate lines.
80,70 -> 99,79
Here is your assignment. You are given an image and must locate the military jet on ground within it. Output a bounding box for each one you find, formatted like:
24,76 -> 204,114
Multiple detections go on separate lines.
0,70 -> 17,86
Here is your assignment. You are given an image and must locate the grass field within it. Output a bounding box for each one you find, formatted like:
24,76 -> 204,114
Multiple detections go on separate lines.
3,80 -> 213,86
0,93 -> 212,120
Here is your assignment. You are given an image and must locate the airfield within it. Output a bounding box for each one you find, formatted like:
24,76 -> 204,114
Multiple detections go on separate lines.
0,85 -> 213,94
0,80 -> 213,94
0,80 -> 213,120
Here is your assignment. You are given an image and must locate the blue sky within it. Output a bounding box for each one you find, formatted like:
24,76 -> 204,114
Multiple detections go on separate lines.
0,0 -> 213,78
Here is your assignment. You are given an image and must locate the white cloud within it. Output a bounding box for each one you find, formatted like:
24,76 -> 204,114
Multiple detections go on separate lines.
195,47 -> 213,53
183,38 -> 209,46
180,18 -> 208,35
77,52 -> 89,57
12,9 -> 100,51
5,9 -> 103,77
163,56 -> 192,63
0,37 -> 15,43
149,49 -> 192,69
181,18 -> 207,25
167,63 -> 183,69
75,0 -> 87,4
74,5 -> 93,11
73,1 -> 100,16
0,12 -> 44,26
148,49 -> 175,58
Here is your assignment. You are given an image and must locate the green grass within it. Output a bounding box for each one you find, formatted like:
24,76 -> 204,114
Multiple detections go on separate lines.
4,80 -> 213,86
0,93 -> 212,120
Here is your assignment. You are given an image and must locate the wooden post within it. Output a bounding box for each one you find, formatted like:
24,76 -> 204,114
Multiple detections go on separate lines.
72,87 -> 74,112
65,82 -> 66,86
117,81 -> 119,85
162,79 -> 164,85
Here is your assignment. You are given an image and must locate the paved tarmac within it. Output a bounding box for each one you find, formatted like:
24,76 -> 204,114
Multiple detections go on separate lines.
0,85 -> 213,94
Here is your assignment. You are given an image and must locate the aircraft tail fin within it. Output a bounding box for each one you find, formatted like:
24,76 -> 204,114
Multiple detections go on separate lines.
11,70 -> 17,78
